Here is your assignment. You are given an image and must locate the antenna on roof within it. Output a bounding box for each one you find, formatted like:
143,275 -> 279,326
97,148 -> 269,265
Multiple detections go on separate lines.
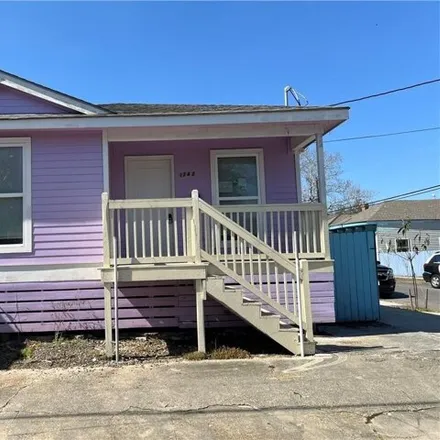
284,86 -> 309,107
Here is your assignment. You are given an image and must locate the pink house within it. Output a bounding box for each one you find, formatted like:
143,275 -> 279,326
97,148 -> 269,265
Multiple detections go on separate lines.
0,69 -> 349,356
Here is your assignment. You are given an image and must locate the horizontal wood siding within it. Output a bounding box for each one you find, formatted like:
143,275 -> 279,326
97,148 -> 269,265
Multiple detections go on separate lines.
110,137 -> 297,203
0,130 -> 104,265
0,274 -> 334,333
0,84 -> 75,114
224,272 -> 335,324
0,281 -> 242,333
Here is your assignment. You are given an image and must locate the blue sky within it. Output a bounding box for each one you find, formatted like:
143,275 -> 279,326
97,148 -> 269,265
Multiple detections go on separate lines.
0,1 -> 439,200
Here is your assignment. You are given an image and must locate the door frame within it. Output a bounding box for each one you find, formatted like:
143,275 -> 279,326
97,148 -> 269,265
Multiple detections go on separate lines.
124,155 -> 175,199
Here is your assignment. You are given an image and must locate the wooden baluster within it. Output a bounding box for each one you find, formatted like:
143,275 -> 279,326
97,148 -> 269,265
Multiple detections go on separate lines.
157,208 -> 162,257
298,211 -> 303,255
141,209 -> 146,258
231,232 -> 237,272
182,208 -> 187,256
283,270 -> 289,312
304,211 -> 310,254
133,209 -> 138,258
203,212 -> 209,253
270,212 -> 275,248
214,221 -> 220,260
222,224 -> 228,266
117,209 -> 122,260
149,209 -> 154,257
257,253 -> 263,291
277,211 -> 281,252
166,208 -> 171,257
265,258 -> 271,299
210,217 -> 215,255
249,245 -> 254,286
263,212 -> 268,246
274,264 -> 280,303
125,208 -> 130,259
173,207 -> 178,256
284,211 -> 289,254
312,211 -> 317,253
240,238 -> 245,278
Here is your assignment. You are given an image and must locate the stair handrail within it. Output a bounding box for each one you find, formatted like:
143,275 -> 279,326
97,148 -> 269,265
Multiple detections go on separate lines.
192,190 -> 313,339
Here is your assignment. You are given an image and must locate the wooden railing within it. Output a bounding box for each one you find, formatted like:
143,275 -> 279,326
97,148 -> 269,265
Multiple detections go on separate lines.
102,192 -> 329,267
102,194 -> 196,266
198,194 -> 313,341
217,203 -> 328,259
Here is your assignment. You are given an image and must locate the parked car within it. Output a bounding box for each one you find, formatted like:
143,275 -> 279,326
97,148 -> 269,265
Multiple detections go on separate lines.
423,252 -> 440,289
377,262 -> 396,297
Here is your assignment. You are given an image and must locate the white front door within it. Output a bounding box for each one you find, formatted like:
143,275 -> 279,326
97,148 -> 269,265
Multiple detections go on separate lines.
125,156 -> 174,258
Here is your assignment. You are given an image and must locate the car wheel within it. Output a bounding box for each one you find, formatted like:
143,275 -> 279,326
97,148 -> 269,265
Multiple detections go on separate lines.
431,274 -> 440,289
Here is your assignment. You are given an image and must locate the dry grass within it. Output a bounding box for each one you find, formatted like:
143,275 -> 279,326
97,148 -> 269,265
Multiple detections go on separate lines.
183,351 -> 207,361
210,346 -> 251,360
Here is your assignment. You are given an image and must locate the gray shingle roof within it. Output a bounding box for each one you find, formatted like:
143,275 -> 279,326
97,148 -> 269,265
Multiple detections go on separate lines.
329,199 -> 440,226
98,103 -> 341,115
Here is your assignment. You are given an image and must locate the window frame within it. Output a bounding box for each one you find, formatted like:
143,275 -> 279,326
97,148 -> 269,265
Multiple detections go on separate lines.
395,238 -> 410,253
0,137 -> 32,254
210,149 -> 266,206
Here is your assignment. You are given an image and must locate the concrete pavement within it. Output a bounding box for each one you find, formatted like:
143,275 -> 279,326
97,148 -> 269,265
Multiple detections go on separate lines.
0,305 -> 439,439
382,280 -> 440,312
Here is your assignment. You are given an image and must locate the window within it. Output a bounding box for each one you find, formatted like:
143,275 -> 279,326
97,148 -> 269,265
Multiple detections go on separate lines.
395,238 -> 410,253
0,138 -> 32,253
211,149 -> 265,205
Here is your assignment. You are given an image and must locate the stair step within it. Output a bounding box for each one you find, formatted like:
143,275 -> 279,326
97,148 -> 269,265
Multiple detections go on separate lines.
205,276 -> 315,356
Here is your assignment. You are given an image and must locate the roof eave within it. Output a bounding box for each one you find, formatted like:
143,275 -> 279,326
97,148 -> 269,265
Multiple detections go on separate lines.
0,69 -> 110,115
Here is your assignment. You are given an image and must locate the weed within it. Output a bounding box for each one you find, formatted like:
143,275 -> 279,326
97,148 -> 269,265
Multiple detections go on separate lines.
20,345 -> 35,360
183,351 -> 207,361
210,346 -> 251,360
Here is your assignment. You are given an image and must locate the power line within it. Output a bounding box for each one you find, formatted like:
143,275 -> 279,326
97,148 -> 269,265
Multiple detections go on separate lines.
369,185 -> 440,205
329,184 -> 440,214
326,126 -> 440,144
329,78 -> 440,106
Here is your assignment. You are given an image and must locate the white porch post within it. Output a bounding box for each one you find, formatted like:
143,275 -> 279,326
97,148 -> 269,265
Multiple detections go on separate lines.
315,133 -> 331,258
294,150 -> 302,203
315,133 -> 327,207
195,279 -> 206,353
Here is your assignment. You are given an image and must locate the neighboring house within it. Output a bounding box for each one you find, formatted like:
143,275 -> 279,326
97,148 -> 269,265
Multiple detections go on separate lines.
0,69 -> 349,356
329,200 -> 440,277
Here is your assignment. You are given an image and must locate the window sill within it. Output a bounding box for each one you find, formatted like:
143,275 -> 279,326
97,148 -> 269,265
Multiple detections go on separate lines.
0,244 -> 32,255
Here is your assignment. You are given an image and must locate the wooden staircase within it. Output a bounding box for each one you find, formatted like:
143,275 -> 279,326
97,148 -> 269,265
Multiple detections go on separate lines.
102,190 -> 318,357
206,276 -> 315,355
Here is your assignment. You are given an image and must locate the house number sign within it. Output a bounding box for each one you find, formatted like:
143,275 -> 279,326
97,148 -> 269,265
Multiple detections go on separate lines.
179,171 -> 195,177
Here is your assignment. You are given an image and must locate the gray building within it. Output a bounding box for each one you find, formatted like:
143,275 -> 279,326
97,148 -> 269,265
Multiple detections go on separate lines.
329,199 -> 440,277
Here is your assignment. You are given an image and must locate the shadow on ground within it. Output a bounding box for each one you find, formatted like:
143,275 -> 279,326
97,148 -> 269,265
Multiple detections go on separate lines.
0,336 -> 26,369
317,304 -> 440,339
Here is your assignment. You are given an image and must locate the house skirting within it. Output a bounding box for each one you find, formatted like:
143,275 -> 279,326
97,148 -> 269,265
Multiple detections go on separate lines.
0,275 -> 335,333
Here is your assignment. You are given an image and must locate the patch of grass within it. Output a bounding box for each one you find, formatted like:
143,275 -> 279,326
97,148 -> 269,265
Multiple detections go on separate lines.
183,351 -> 207,361
20,345 -> 35,360
54,332 -> 65,344
210,346 -> 251,360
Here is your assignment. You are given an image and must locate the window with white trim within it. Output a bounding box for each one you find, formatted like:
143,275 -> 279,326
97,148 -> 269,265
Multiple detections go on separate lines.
211,149 -> 265,206
0,138 -> 32,253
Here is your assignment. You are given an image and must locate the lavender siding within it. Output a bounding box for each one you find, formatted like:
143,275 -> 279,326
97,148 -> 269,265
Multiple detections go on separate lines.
0,130 -> 104,265
110,137 -> 298,203
0,281 -> 243,333
0,276 -> 333,333
0,84 -> 75,114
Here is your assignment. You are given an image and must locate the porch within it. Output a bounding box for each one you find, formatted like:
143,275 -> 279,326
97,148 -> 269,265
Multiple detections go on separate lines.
101,188 -> 330,358
98,108 -> 346,358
